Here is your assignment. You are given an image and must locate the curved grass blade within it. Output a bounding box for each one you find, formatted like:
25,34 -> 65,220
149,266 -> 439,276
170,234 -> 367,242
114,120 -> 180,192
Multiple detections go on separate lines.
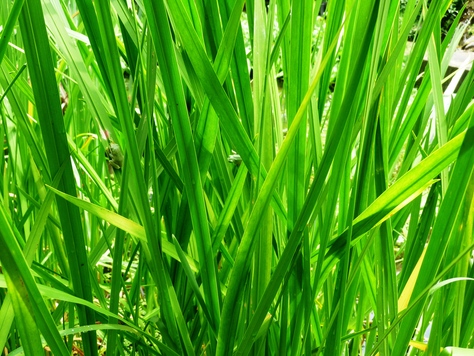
46,184 -> 199,272
239,129 -> 466,354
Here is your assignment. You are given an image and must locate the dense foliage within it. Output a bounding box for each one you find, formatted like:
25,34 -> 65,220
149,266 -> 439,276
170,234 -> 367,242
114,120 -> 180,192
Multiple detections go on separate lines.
1,0 -> 474,355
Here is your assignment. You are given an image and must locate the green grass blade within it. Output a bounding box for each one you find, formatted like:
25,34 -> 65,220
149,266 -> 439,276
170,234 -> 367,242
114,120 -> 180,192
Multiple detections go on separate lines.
392,95 -> 474,356
0,202 -> 70,355
18,1 -> 97,353
142,0 -> 221,340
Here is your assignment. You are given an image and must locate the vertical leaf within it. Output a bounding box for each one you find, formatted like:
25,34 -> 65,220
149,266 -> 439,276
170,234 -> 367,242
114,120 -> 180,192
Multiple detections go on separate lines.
19,1 -> 97,353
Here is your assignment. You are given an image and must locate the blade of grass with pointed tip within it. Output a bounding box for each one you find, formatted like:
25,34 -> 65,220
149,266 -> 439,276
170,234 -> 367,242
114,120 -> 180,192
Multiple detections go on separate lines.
18,1 -> 98,353
239,128 -> 466,354
142,0 -> 221,343
46,184 -> 199,272
216,15 -> 344,355
392,97 -> 474,355
161,0 -> 288,222
0,0 -> 24,65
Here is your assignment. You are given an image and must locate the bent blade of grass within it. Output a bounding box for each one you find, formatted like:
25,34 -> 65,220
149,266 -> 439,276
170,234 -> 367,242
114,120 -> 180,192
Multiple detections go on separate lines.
372,237 -> 474,355
67,136 -> 118,210
46,184 -> 199,273
239,128 -> 466,353
28,199 -> 192,355
349,132 -> 464,238
392,101 -> 474,355
0,273 -> 180,356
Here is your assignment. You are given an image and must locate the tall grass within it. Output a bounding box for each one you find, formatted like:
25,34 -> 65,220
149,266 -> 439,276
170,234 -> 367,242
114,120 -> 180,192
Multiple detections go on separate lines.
1,0 -> 474,354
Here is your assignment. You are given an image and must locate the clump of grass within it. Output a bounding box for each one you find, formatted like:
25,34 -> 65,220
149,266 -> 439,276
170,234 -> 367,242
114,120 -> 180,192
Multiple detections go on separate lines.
1,0 -> 474,355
